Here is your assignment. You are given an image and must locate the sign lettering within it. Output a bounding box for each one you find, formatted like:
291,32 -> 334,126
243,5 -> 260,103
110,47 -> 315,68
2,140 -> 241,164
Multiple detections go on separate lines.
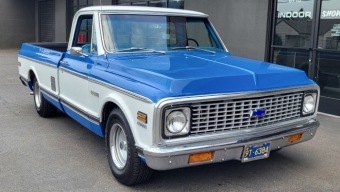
321,10 -> 340,19
278,11 -> 312,18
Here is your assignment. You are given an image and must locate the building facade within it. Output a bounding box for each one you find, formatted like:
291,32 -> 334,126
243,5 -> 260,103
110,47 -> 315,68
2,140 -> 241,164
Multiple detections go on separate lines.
0,0 -> 339,116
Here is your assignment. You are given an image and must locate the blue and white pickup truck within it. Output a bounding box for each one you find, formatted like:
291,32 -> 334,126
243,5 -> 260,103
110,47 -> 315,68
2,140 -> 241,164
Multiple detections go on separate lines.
18,6 -> 320,185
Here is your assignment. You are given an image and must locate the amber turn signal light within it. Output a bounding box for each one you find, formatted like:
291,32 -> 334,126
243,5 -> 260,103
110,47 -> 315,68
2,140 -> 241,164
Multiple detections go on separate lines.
288,133 -> 303,143
188,152 -> 214,164
137,111 -> 147,124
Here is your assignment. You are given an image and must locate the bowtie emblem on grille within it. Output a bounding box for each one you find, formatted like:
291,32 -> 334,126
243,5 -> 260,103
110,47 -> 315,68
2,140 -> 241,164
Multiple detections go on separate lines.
250,109 -> 267,118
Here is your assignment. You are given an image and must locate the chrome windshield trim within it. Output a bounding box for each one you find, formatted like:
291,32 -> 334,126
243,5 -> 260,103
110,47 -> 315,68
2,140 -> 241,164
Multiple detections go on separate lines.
152,84 -> 320,146
208,20 -> 228,52
88,78 -> 154,104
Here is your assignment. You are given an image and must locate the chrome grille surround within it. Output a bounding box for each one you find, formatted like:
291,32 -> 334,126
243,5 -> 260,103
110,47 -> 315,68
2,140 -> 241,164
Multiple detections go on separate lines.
152,85 -> 320,146
191,92 -> 303,135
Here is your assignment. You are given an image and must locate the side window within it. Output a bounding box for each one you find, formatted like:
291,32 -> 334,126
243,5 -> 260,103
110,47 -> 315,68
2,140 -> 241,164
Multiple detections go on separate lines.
168,22 -> 177,45
73,15 -> 93,49
186,20 -> 217,48
91,19 -> 97,54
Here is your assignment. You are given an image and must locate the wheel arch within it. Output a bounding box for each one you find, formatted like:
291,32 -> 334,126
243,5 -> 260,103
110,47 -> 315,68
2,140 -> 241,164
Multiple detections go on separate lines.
28,68 -> 38,91
100,97 -> 136,140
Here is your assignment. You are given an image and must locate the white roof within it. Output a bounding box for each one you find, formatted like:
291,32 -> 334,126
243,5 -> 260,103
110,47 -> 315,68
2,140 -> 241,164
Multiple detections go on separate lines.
79,6 -> 208,17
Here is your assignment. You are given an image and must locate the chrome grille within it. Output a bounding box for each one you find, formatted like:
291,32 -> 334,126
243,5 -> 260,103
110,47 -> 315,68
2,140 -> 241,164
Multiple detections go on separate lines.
191,92 -> 303,135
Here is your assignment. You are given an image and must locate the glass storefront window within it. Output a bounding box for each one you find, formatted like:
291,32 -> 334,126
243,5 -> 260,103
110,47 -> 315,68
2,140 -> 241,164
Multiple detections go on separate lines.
274,0 -> 315,47
316,51 -> 340,99
117,0 -> 184,9
168,0 -> 184,9
316,0 -> 340,100
132,2 -> 147,6
272,47 -> 310,74
318,0 -> 340,50
149,0 -> 166,7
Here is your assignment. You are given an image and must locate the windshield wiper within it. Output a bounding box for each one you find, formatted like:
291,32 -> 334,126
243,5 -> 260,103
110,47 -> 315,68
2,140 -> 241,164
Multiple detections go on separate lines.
115,47 -> 166,55
172,46 -> 216,54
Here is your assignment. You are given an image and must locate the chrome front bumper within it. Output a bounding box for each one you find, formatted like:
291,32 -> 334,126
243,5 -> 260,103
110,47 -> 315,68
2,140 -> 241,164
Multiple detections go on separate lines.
143,119 -> 319,170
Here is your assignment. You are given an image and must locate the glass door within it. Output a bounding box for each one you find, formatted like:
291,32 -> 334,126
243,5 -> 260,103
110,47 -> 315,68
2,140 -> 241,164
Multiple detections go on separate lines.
270,0 -> 340,116
271,0 -> 316,76
316,0 -> 340,115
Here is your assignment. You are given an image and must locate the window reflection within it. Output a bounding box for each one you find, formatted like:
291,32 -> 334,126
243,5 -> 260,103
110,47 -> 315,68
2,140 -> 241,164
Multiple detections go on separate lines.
318,0 -> 340,50
273,48 -> 310,75
149,0 -> 166,7
316,51 -> 340,99
274,0 -> 315,47
117,0 -> 184,9
168,0 -> 184,9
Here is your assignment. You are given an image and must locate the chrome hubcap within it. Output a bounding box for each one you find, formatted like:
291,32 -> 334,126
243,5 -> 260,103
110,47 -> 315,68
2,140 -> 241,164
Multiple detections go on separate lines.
34,81 -> 41,109
110,123 -> 127,169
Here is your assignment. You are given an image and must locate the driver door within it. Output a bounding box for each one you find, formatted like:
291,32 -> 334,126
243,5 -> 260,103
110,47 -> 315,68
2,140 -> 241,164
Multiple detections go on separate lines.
58,15 -> 94,128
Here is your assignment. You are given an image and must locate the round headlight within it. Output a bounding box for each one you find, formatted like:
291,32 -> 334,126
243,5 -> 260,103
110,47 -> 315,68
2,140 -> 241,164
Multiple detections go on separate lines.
303,95 -> 315,114
166,111 -> 187,133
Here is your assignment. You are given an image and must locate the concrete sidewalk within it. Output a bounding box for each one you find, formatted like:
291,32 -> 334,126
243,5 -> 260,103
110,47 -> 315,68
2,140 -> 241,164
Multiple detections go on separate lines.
1,49 -> 340,191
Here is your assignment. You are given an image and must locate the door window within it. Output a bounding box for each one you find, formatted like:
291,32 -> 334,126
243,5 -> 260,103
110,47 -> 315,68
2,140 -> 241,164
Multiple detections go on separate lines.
75,17 -> 93,46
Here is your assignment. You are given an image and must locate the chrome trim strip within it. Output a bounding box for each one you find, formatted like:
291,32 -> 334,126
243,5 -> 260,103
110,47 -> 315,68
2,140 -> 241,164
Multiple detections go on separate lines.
60,97 -> 100,125
152,84 -> 320,146
143,122 -> 318,170
40,87 -> 58,101
60,67 -> 88,80
208,20 -> 228,52
88,78 -> 154,104
61,65 -> 152,104
145,119 -> 319,157
20,54 -> 152,104
18,55 -> 57,69
99,13 -> 213,54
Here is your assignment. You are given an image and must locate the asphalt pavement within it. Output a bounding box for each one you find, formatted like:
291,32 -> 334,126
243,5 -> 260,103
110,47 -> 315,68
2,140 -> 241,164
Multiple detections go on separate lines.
1,49 -> 340,192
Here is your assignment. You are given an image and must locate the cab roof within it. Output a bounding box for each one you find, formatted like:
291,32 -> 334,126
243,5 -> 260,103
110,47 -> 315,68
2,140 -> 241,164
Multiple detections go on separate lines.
79,6 -> 208,17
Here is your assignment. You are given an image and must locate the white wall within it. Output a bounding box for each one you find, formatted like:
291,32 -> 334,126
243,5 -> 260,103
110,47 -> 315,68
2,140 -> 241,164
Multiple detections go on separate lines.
185,0 -> 270,61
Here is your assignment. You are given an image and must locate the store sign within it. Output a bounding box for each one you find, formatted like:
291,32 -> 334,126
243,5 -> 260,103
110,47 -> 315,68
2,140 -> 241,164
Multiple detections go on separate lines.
331,24 -> 340,36
278,11 -> 312,18
321,10 -> 340,19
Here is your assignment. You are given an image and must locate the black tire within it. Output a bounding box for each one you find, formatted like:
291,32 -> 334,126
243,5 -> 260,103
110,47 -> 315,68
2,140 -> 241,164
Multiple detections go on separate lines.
105,108 -> 153,186
33,78 -> 57,117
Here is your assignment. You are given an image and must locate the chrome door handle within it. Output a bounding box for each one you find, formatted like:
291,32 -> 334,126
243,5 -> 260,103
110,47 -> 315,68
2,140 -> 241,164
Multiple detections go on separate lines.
60,61 -> 68,65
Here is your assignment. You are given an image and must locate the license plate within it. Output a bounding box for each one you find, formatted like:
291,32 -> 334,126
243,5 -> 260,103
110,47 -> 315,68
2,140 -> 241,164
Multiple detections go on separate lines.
242,142 -> 271,162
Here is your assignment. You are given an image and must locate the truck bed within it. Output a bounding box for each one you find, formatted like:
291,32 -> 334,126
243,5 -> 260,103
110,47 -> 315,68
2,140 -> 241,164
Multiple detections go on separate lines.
29,42 -> 68,52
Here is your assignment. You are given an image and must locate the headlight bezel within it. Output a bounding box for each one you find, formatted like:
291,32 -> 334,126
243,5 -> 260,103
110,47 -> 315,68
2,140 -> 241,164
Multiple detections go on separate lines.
301,91 -> 318,116
163,107 -> 191,138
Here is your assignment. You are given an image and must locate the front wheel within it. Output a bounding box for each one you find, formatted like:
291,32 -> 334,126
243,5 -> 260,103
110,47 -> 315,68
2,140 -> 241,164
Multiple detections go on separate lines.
105,108 -> 153,185
33,78 -> 57,117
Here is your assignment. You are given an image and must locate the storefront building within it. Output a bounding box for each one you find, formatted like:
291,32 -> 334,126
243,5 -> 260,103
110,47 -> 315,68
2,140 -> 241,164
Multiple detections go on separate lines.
0,0 -> 339,116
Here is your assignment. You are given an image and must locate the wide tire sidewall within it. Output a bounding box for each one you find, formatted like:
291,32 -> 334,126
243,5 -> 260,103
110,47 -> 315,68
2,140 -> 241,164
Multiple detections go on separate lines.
105,109 -> 136,181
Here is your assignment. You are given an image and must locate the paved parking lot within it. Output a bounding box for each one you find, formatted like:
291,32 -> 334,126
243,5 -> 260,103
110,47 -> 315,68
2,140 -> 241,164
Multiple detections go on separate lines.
1,49 -> 340,192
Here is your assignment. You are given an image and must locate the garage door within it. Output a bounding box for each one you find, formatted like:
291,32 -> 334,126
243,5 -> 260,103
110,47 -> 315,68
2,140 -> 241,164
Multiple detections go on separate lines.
39,0 -> 55,42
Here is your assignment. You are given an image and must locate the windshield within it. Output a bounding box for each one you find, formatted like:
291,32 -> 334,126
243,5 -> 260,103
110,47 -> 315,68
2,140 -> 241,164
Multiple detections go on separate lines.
101,14 -> 224,53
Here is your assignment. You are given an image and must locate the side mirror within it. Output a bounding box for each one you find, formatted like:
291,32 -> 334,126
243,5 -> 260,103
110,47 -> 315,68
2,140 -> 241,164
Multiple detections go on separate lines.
70,47 -> 88,57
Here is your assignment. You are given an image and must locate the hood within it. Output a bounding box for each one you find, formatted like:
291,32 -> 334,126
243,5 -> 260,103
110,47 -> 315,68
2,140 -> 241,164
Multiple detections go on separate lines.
105,52 -> 315,103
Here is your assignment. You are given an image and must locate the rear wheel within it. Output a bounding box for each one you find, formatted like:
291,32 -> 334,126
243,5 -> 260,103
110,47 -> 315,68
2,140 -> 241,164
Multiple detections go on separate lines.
33,78 -> 57,117
105,108 -> 153,185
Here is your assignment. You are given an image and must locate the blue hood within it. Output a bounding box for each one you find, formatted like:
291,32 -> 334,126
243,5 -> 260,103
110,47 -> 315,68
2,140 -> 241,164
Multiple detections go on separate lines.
105,52 -> 315,103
